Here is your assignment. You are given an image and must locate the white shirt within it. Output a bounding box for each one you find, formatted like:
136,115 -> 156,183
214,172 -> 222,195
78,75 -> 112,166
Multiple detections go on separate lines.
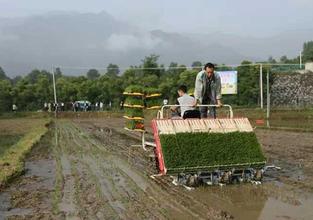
177,94 -> 195,117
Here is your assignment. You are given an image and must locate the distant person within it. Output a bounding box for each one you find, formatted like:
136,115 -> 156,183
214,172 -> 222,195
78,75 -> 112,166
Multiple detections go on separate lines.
75,102 -> 79,112
53,103 -> 58,112
61,102 -> 65,111
44,102 -> 48,111
12,104 -> 17,112
72,102 -> 75,112
171,85 -> 199,119
84,101 -> 88,112
99,102 -> 104,111
120,100 -> 124,110
48,103 -> 52,112
194,63 -> 222,118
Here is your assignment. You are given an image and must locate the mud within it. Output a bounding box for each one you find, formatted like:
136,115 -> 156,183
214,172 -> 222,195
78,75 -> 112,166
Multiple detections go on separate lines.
0,129 -> 56,220
0,117 -> 313,220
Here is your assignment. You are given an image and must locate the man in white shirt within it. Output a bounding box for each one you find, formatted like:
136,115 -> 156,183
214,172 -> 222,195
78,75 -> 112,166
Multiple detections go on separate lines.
171,85 -> 198,119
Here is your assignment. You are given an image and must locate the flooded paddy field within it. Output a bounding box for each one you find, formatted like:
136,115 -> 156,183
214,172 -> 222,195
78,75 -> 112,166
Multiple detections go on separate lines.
1,117 -> 313,220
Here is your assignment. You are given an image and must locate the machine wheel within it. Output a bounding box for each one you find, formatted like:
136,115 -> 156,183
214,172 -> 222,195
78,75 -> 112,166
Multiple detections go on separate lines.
186,174 -> 199,187
231,176 -> 240,184
254,169 -> 263,181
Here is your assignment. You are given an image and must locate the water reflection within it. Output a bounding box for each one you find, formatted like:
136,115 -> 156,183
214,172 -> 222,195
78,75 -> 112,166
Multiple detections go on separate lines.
191,184 -> 313,220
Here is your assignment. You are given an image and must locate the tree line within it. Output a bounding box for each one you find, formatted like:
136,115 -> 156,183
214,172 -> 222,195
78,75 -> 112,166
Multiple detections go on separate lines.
0,41 -> 313,112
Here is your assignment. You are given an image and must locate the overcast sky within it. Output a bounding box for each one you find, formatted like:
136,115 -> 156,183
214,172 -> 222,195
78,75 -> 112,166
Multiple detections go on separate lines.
1,0 -> 313,37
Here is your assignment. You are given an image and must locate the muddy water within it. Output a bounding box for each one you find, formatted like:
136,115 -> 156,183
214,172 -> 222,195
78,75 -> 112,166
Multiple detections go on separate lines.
189,184 -> 313,220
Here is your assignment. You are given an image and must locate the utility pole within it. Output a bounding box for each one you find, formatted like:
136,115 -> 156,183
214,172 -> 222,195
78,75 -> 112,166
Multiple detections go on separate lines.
300,50 -> 302,69
266,68 -> 270,119
52,67 -> 58,117
260,64 -> 263,109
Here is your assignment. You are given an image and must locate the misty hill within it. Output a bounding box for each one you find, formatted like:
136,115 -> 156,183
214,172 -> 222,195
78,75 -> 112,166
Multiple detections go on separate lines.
189,29 -> 313,59
0,11 -> 312,76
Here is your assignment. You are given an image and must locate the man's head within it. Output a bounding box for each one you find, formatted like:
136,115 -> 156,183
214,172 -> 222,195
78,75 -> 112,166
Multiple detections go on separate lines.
204,63 -> 215,78
177,85 -> 187,97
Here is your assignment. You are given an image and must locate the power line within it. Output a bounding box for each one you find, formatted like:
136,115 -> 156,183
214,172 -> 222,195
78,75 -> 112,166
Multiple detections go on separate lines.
54,63 -> 303,71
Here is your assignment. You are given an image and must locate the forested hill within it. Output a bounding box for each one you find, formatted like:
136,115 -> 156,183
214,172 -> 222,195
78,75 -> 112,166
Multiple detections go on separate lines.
1,11 -> 312,76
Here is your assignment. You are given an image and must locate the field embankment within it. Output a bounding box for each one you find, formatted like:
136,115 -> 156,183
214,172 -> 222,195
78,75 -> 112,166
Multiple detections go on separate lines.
0,118 -> 51,188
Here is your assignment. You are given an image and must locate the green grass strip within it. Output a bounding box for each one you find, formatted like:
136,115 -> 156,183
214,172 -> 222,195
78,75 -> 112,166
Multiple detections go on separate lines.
0,135 -> 22,156
0,119 -> 51,188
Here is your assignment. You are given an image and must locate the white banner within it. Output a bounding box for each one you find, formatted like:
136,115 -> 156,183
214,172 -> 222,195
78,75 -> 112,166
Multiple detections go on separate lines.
216,71 -> 238,94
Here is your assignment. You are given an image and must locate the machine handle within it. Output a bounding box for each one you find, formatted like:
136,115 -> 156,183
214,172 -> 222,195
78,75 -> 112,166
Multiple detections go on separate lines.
158,104 -> 233,119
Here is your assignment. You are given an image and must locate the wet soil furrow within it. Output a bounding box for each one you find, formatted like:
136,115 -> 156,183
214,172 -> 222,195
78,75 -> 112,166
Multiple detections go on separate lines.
76,121 -> 213,219
84,124 -> 214,208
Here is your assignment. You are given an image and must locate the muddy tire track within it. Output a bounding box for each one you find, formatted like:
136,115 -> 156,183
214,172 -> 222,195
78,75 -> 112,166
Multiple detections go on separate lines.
77,118 -> 313,220
73,120 -> 225,220
2,118 -> 313,219
61,120 -> 213,219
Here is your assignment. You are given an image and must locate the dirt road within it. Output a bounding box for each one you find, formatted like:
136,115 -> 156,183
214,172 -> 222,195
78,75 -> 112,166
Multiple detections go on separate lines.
1,118 -> 313,220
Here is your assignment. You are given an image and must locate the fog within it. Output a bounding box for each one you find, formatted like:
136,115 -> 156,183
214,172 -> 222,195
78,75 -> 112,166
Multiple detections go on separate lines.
0,0 -> 313,76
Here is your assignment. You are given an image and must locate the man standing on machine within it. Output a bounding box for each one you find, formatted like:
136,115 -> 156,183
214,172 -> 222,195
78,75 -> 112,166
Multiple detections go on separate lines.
194,63 -> 222,118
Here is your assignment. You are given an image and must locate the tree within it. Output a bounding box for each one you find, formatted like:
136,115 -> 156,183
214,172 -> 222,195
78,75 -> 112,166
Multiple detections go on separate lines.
166,62 -> 186,78
216,64 -> 233,71
55,67 -> 63,79
121,68 -> 138,87
106,64 -> 120,77
167,62 -> 179,76
56,77 -> 78,102
177,65 -> 187,73
99,75 -> 124,105
158,78 -> 177,102
13,78 -> 38,110
0,67 -> 9,80
25,69 -> 42,84
142,54 -> 160,77
35,74 -> 52,106
159,64 -> 166,77
12,76 -> 22,85
86,69 -> 100,80
0,80 -> 13,112
280,55 -> 289,63
178,70 -> 197,91
141,74 -> 159,87
236,61 -> 261,106
303,41 -> 313,62
83,80 -> 103,103
191,61 -> 202,71
5,50 -> 311,112
6,70 -> 54,110
268,56 -> 277,64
